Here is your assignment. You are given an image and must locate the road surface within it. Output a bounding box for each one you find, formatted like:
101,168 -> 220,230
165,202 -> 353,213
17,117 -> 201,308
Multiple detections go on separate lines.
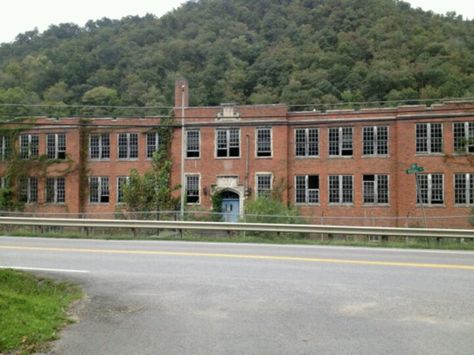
1,236 -> 474,354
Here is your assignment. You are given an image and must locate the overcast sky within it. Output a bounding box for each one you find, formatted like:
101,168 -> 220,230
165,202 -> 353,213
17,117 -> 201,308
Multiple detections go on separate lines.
0,0 -> 472,45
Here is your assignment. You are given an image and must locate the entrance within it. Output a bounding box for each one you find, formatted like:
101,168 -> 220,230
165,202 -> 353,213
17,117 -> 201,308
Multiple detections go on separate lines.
221,190 -> 240,223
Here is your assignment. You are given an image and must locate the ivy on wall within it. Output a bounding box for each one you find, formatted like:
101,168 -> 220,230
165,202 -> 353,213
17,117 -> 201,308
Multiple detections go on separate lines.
0,120 -> 75,211
120,111 -> 180,217
78,119 -> 91,214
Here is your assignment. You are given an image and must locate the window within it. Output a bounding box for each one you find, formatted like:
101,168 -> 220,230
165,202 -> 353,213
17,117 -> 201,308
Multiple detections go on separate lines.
416,174 -> 443,205
295,128 -> 318,157
117,176 -> 130,203
363,175 -> 389,204
89,176 -> 109,203
0,135 -> 11,161
363,126 -> 388,156
454,173 -> 474,205
0,176 -> 9,189
329,175 -> 353,204
329,127 -> 353,156
185,175 -> 200,204
118,133 -> 138,159
295,175 -> 319,204
453,122 -> 474,153
46,177 -> 65,203
19,176 -> 38,203
19,135 -> 39,159
47,134 -> 66,160
256,128 -> 272,157
416,123 -> 442,154
186,129 -> 200,158
146,132 -> 159,159
216,128 -> 240,157
89,133 -> 110,159
256,174 -> 272,198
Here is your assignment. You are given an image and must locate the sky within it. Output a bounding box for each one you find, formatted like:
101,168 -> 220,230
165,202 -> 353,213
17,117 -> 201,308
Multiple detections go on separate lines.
0,0 -> 473,45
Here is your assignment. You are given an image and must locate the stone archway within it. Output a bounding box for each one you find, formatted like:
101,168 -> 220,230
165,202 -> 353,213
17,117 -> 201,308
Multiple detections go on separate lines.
212,176 -> 245,217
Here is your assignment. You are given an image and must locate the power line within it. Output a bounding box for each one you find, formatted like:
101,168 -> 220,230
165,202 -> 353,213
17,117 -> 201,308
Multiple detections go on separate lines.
1,104 -> 473,124
0,96 -> 473,110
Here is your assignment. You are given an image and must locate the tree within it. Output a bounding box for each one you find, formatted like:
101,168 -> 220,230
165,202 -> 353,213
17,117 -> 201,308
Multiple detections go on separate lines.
0,87 -> 40,119
81,86 -> 119,116
122,149 -> 180,219
121,114 -> 179,219
0,0 -> 473,107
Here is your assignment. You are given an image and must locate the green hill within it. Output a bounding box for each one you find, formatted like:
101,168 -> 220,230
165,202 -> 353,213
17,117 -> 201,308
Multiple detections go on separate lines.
0,0 -> 473,117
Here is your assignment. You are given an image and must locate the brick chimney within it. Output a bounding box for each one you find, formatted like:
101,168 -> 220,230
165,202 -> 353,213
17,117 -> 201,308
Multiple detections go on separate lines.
175,79 -> 189,108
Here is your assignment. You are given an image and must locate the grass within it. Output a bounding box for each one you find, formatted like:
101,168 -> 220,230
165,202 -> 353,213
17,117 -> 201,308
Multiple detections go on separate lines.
0,269 -> 82,354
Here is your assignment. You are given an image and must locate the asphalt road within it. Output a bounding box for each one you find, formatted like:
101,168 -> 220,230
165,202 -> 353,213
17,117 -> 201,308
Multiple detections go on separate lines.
1,236 -> 474,355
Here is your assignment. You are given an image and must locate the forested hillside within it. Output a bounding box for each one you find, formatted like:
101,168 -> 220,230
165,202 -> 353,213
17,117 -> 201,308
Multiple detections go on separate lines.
0,0 -> 473,117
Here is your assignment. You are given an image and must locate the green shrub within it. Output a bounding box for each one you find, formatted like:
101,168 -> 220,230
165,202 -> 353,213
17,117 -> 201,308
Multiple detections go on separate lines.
243,197 -> 305,239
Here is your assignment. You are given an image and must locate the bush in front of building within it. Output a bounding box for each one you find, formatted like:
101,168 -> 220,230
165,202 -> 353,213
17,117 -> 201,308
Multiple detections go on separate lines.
244,197 -> 302,224
242,197 -> 305,239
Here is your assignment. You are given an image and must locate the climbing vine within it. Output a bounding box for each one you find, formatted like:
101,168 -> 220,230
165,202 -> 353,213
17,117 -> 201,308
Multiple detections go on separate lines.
442,137 -> 474,226
78,119 -> 91,214
121,111 -> 180,218
0,119 -> 75,211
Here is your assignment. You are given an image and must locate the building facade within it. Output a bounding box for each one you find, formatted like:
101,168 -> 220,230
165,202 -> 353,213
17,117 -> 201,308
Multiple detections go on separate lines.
1,79 -> 474,228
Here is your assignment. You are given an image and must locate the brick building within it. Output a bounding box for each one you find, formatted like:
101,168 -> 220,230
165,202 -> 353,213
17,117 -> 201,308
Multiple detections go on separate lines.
1,79 -> 474,228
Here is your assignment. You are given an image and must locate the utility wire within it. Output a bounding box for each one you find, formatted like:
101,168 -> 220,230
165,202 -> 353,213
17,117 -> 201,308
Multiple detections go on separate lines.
0,96 -> 473,110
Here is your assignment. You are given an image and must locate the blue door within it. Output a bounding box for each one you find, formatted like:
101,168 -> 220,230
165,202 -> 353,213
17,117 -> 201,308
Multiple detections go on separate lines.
221,191 -> 240,223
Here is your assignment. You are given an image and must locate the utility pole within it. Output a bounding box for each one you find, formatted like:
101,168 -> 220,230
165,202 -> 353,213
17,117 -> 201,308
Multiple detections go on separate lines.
406,163 -> 427,228
180,84 -> 185,221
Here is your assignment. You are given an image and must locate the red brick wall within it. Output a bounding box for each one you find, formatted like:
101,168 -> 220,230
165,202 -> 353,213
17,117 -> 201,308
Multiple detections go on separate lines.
2,97 -> 474,228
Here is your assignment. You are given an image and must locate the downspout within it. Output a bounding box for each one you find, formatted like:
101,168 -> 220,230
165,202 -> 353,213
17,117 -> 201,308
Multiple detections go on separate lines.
245,134 -> 250,195
244,134 -> 250,223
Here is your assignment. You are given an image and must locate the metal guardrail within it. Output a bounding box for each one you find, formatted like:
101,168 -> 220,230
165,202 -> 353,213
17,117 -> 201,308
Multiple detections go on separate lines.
0,217 -> 473,239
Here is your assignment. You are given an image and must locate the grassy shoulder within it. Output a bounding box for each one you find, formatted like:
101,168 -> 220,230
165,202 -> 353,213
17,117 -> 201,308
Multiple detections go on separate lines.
0,269 -> 82,354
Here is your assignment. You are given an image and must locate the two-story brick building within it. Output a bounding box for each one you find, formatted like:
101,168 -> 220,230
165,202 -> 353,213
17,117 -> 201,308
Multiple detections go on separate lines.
1,79 -> 473,228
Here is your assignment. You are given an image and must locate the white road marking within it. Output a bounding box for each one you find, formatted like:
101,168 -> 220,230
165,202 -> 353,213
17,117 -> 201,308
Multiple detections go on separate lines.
0,265 -> 89,273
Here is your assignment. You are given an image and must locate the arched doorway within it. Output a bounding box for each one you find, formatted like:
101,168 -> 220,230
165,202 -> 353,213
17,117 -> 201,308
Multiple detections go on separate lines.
221,190 -> 240,223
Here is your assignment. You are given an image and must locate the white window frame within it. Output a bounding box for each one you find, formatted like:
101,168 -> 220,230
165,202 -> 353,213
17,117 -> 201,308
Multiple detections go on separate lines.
117,133 -> 139,160
363,126 -> 389,156
295,128 -> 319,157
256,173 -> 273,198
295,175 -> 320,205
19,176 -> 38,203
416,173 -> 444,206
185,174 -> 200,204
46,177 -> 66,204
146,132 -> 160,159
329,127 -> 353,157
454,173 -> 474,206
0,135 -> 11,161
216,128 -> 240,158
186,129 -> 200,159
0,176 -> 9,189
19,134 -> 39,160
256,127 -> 272,158
363,174 -> 389,205
89,133 -> 110,160
328,175 -> 353,204
89,176 -> 110,204
453,122 -> 474,154
116,176 -> 130,203
47,133 -> 67,160
416,123 -> 443,154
